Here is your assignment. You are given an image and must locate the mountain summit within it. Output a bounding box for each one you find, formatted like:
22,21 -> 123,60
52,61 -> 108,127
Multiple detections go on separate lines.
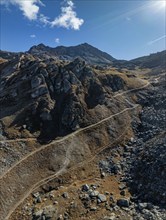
29,43 -> 115,65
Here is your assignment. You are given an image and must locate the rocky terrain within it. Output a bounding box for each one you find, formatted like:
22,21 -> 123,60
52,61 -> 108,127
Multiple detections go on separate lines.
0,44 -> 165,220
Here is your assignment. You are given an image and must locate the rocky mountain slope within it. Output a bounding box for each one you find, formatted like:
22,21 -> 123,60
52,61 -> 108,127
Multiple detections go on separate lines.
0,44 -> 165,220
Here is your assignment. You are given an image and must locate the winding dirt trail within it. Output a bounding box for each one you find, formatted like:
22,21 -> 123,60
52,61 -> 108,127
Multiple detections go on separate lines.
0,81 -> 150,220
0,138 -> 36,143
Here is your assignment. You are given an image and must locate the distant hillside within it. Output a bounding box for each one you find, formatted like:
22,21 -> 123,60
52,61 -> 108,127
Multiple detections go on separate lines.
0,51 -> 20,60
28,43 -> 115,65
130,50 -> 166,68
111,50 -> 166,70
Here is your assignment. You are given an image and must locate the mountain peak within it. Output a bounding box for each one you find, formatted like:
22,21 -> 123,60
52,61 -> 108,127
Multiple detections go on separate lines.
30,43 -> 47,50
80,42 -> 91,46
37,43 -> 46,47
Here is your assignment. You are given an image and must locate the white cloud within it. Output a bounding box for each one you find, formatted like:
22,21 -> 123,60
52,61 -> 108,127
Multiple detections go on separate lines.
1,0 -> 84,30
50,0 -> 84,30
0,0 -> 42,20
148,35 -> 166,45
55,38 -> 60,43
39,14 -> 50,25
30,34 -> 36,38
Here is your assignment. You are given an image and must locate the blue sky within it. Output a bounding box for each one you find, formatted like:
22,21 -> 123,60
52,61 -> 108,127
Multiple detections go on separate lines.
0,0 -> 166,60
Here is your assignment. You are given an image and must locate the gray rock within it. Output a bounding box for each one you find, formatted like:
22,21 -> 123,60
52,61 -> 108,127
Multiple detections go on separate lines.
57,214 -> 63,220
90,190 -> 99,197
43,205 -> 57,219
138,202 -> 147,210
104,214 -> 116,220
130,137 -> 135,143
40,109 -> 52,121
117,198 -> 129,207
105,203 -> 112,211
64,212 -> 69,220
98,194 -> 107,202
62,192 -> 69,199
101,171 -> 106,178
32,192 -> 40,198
91,184 -> 97,190
11,89 -> 17,98
63,79 -> 71,93
40,69 -> 48,77
82,184 -> 90,192
36,196 -> 42,203
31,86 -> 48,98
33,209 -> 43,218
79,193 -> 90,201
141,209 -> 155,219
120,190 -> 126,196
109,196 -> 115,202
90,207 -> 97,211
31,76 -> 42,89
119,184 -> 126,190
53,201 -> 58,205
146,203 -> 154,210
22,124 -> 27,129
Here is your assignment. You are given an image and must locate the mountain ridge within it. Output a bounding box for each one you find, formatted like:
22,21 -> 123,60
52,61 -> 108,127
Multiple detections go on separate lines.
28,42 -> 115,65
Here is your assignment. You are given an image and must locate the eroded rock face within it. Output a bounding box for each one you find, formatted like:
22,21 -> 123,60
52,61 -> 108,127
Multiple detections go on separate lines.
31,75 -> 43,89
99,74 -> 125,92
31,86 -> 48,98
61,96 -> 84,131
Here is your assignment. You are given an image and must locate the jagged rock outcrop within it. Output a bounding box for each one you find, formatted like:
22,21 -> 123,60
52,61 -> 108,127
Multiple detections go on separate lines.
0,54 -> 132,140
